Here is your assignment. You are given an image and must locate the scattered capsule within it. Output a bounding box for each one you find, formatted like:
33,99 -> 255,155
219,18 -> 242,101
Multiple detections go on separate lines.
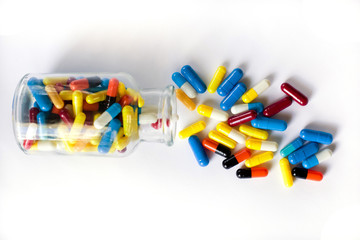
217,68 -> 243,96
139,113 -> 157,125
27,78 -> 53,112
197,104 -> 229,122
245,138 -> 278,152
222,148 -> 251,169
181,65 -> 207,94
86,90 -> 107,104
72,90 -> 83,116
245,151 -> 273,168
45,85 -> 64,109
202,138 -> 232,158
288,142 -> 319,165
122,105 -> 135,137
69,76 -> 102,91
251,115 -> 287,131
279,158 -> 293,188
104,78 -> 119,110
280,137 -> 305,157
228,110 -> 257,127
94,103 -> 122,129
292,167 -> 323,181
68,112 -> 86,144
263,96 -> 292,117
98,119 -> 121,154
302,149 -> 332,169
43,76 -> 69,85
239,124 -> 268,140
242,79 -> 270,103
231,102 -> 264,115
281,83 -> 308,106
216,122 -> 246,144
172,72 -> 197,98
188,135 -> 209,167
59,90 -> 73,101
176,89 -> 196,111
300,129 -> 333,145
179,121 -> 206,139
220,82 -> 247,111
236,168 -> 268,178
208,130 -> 237,149
59,108 -> 74,128
208,66 -> 226,94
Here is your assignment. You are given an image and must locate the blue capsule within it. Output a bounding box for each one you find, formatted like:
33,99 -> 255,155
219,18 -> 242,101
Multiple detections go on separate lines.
172,72 -> 187,88
302,149 -> 332,169
101,78 -> 110,87
300,129 -> 333,145
220,82 -> 247,111
288,142 -> 319,165
248,102 -> 264,113
280,137 -> 305,157
107,103 -> 122,118
181,65 -> 207,93
27,78 -> 53,112
251,115 -> 287,131
217,68 -> 244,96
188,135 -> 209,167
98,119 -> 121,153
37,112 -> 59,140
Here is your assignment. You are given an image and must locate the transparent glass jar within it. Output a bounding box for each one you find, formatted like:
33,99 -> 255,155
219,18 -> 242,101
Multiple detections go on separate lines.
12,73 -> 177,156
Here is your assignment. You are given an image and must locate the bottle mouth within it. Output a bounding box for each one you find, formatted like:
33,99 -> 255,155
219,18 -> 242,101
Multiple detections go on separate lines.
162,85 -> 177,146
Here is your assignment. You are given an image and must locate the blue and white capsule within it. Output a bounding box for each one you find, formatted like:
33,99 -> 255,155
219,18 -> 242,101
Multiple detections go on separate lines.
288,142 -> 319,165
231,102 -> 264,115
300,129 -> 333,145
217,68 -> 244,96
98,119 -> 121,153
188,135 -> 209,167
28,78 -> 53,112
280,137 -> 305,157
94,103 -> 122,129
172,72 -> 197,98
181,65 -> 207,94
220,82 -> 247,111
251,115 -> 287,131
302,149 -> 332,169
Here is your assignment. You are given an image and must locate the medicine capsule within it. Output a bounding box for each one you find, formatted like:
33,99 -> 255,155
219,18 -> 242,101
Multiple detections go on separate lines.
220,82 -> 247,111
29,140 -> 57,151
222,148 -> 251,169
302,149 -> 332,169
43,76 -> 69,85
263,96 -> 292,117
300,129 -> 333,145
208,130 -> 237,149
86,90 -> 107,104
288,142 -> 319,165
242,79 -> 270,103
279,158 -> 293,188
45,85 -> 64,109
202,138 -> 231,158
64,104 -> 75,118
251,115 -> 287,131
57,124 -> 74,152
59,108 -> 74,128
217,68 -> 244,96
59,90 -> 73,101
208,66 -> 226,94
236,167 -> 268,179
72,90 -> 83,116
216,122 -> 246,144
281,83 -> 308,106
245,138 -> 278,152
101,78 -> 109,87
292,167 -> 323,181
280,137 -> 305,157
68,112 -> 86,144
239,124 -> 268,140
122,105 -> 135,137
139,113 -> 157,125
188,135 -> 209,167
94,103 -> 122,129
104,78 -> 119,110
172,72 -> 197,98
118,81 -> 126,98
227,110 -> 257,127
23,123 -> 38,150
27,78 -> 53,112
83,101 -> 99,112
176,89 -> 196,111
54,83 -> 64,92
231,102 -> 264,115
245,151 -> 273,168
98,119 -> 121,153
119,95 -> 133,107
197,104 -> 229,122
69,76 -> 102,91
179,121 -> 206,139
29,107 -> 40,123
181,65 -> 207,94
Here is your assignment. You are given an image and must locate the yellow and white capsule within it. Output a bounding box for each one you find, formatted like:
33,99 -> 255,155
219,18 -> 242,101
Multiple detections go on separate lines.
239,124 -> 268,140
45,85 -> 64,109
86,90 -> 107,104
197,104 -> 229,122
216,122 -> 246,144
242,79 -> 270,103
179,121 -> 206,139
208,130 -> 237,149
72,90 -> 83,116
30,140 -> 57,151
57,124 -> 74,152
245,151 -> 273,168
59,90 -> 73,101
139,113 -> 158,125
245,138 -> 278,152
43,76 -> 68,85
68,112 -> 86,144
123,105 -> 135,137
279,158 -> 293,188
208,66 -> 226,94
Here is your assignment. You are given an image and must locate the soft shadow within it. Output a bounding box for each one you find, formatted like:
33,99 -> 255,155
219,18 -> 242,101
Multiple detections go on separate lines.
304,121 -> 338,138
237,62 -> 249,73
275,112 -> 292,126
201,98 -> 220,108
286,76 -> 314,99
312,164 -> 328,175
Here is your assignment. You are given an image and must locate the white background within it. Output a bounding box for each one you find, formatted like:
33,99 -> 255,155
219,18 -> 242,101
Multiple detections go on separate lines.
1,0 -> 360,239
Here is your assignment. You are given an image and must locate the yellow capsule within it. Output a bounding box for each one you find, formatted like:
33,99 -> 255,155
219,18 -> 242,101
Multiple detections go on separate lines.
242,79 -> 270,103
118,81 -> 126,97
138,95 -> 145,108
72,127 -> 95,152
64,104 -> 75,118
245,151 -> 273,168
43,76 -> 68,85
279,158 -> 293,188
116,136 -> 130,151
216,122 -> 246,144
197,104 -> 228,122
176,89 -> 196,111
45,85 -> 64,109
90,113 -> 102,146
239,124 -> 268,140
245,138 -> 278,152
208,130 -> 237,149
133,107 -> 139,138
57,124 -> 74,152
68,112 -> 86,144
179,121 -> 206,139
126,88 -> 138,101
86,90 -> 107,104
81,143 -> 98,152
59,90 -> 73,101
123,105 -> 135,137
109,127 -> 125,153
208,66 -> 226,93
72,90 -> 83,116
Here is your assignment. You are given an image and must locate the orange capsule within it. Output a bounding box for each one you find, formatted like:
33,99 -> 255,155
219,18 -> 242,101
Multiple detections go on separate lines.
291,167 -> 323,181
119,95 -> 133,107
83,101 -> 99,111
176,89 -> 196,111
236,167 -> 268,178
202,138 -> 231,157
51,105 -> 62,114
222,148 -> 252,169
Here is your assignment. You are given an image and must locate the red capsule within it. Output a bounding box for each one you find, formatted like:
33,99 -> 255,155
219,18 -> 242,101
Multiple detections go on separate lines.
281,83 -> 308,106
51,105 -> 62,114
83,101 -> 99,111
227,110 -> 257,127
263,96 -> 293,117
29,107 -> 40,123
119,95 -> 133,107
59,108 -> 74,128
107,78 -> 119,98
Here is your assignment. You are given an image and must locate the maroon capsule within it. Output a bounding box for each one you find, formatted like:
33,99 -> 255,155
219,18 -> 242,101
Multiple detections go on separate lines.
281,83 -> 308,106
67,77 -> 76,85
227,110 -> 257,127
263,96 -> 293,117
54,83 -> 64,93
59,108 -> 74,128
84,111 -> 94,126
29,107 -> 40,123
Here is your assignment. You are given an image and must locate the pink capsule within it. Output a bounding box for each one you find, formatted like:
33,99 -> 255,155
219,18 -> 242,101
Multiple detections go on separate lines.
227,110 -> 257,127
263,96 -> 293,117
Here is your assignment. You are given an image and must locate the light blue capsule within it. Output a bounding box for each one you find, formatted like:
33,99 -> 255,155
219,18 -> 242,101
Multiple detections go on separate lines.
280,137 -> 305,157
220,82 -> 247,111
217,68 -> 243,96
101,78 -> 110,87
27,78 -> 53,112
251,115 -> 287,131
98,119 -> 121,153
300,129 -> 333,145
107,103 -> 122,118
288,142 -> 319,165
172,72 -> 187,88
181,65 -> 207,93
188,135 -> 209,167
248,102 -> 264,113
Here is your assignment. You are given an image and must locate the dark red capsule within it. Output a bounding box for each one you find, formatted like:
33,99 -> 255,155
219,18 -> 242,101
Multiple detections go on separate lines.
59,108 -> 74,128
227,110 -> 257,127
51,105 -> 62,115
263,96 -> 293,117
29,107 -> 40,123
84,111 -> 94,126
281,83 -> 308,106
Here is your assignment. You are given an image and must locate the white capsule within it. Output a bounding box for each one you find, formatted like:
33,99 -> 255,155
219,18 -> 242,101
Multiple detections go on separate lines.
227,130 -> 246,144
94,111 -> 112,129
139,113 -> 158,124
181,82 -> 198,99
260,140 -> 278,152
231,104 -> 250,114
315,149 -> 333,163
253,79 -> 270,95
210,109 -> 229,122
25,123 -> 38,140
37,140 -> 57,151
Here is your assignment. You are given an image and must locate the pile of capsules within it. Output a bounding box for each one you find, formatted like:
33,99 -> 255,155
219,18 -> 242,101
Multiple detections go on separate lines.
173,65 -> 333,187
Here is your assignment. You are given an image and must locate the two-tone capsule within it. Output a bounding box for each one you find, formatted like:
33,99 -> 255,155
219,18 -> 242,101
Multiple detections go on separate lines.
245,138 -> 278,152
188,135 -> 209,167
251,115 -> 287,131
220,82 -> 247,111
176,89 -> 196,111
202,138 -> 231,158
300,129 -> 333,145
239,124 -> 268,140
280,137 -> 305,157
172,72 -> 197,98
245,151 -> 273,168
222,148 -> 251,169
230,102 -> 264,115
279,158 -> 293,188
208,130 -> 236,149
104,78 -> 119,110
288,142 -> 319,165
236,168 -> 268,179
242,79 -> 270,103
281,83 -> 308,106
197,104 -> 229,122
179,121 -> 206,139
227,110 -> 257,127
216,122 -> 246,144
217,68 -> 243,96
70,76 -> 102,91
302,149 -> 332,169
181,65 -> 207,94
262,96 -> 292,117
292,167 -> 323,181
208,66 -> 226,94
45,85 -> 64,109
94,103 -> 122,129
